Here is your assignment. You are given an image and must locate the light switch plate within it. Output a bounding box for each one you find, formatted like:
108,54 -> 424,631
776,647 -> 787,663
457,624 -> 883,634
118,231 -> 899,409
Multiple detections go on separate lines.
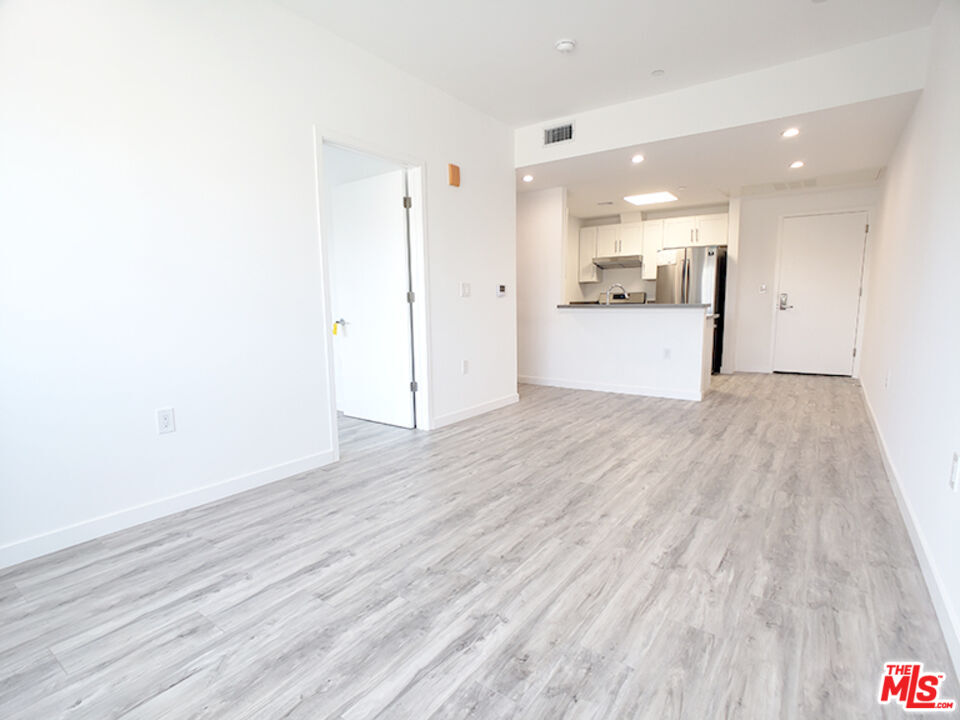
459,282 -> 471,298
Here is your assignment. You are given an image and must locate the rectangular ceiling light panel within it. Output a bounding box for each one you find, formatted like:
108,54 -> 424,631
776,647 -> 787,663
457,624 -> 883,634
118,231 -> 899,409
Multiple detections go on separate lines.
623,191 -> 678,206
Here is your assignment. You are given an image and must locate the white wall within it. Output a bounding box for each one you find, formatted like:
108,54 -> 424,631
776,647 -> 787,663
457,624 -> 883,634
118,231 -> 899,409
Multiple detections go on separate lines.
733,186 -> 880,373
860,0 -> 960,672
515,29 -> 929,167
519,188 -> 568,367
563,212 -> 585,303
0,0 -> 516,566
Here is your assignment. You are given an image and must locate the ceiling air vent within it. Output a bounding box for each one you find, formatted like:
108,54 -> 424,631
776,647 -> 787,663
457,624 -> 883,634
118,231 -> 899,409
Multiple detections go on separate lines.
544,123 -> 574,146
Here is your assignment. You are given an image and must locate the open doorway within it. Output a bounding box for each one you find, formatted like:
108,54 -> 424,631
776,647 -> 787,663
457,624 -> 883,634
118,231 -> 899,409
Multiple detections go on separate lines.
321,142 -> 420,448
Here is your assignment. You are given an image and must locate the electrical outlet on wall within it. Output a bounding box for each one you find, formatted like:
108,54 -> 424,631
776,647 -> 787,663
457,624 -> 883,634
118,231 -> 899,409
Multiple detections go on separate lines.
461,360 -> 469,375
950,452 -> 959,492
663,348 -> 671,360
459,282 -> 471,298
884,371 -> 891,390
157,408 -> 176,435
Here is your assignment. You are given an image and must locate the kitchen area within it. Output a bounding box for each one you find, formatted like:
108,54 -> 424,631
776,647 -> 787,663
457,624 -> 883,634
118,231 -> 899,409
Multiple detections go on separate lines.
564,207 -> 728,373
517,184 -> 731,401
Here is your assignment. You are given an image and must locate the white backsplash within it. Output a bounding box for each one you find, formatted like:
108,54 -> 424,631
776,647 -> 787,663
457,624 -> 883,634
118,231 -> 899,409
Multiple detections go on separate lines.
577,270 -> 656,301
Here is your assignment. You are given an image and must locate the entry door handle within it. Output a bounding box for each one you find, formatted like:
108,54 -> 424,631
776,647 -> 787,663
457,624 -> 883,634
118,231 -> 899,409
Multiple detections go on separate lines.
779,293 -> 794,310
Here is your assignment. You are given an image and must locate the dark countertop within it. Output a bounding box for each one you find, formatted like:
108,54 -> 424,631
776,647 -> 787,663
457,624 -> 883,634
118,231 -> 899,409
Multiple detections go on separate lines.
556,303 -> 710,309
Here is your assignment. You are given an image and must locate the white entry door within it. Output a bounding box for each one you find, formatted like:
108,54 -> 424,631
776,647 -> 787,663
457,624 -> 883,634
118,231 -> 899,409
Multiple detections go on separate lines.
329,169 -> 415,428
773,212 -> 867,376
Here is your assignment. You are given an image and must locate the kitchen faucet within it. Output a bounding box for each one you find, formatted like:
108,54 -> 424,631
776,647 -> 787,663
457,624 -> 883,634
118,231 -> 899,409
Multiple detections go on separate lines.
603,283 -> 629,305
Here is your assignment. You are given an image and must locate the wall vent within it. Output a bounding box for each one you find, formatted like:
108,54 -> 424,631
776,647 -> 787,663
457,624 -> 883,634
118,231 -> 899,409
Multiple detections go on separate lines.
543,123 -> 574,146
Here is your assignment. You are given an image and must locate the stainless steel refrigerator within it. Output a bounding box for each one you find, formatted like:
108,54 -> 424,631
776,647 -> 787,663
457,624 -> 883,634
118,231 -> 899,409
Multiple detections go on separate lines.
656,246 -> 728,372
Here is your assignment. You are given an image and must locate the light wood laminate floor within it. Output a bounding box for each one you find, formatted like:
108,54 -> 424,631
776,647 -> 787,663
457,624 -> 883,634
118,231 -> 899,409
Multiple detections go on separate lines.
1,375 -> 955,719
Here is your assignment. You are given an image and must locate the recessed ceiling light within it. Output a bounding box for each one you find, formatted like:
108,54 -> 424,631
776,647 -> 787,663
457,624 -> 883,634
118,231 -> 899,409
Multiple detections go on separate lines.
522,174 -> 534,182
623,191 -> 678,206
554,39 -> 576,54
790,160 -> 805,169
651,69 -> 665,77
781,127 -> 800,138
631,154 -> 644,164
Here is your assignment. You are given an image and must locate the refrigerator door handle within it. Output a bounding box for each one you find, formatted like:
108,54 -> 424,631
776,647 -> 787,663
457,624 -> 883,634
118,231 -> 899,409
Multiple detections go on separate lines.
681,257 -> 690,303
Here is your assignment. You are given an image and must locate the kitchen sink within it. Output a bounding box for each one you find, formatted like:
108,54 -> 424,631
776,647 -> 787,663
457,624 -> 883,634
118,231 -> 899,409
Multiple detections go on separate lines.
568,292 -> 648,305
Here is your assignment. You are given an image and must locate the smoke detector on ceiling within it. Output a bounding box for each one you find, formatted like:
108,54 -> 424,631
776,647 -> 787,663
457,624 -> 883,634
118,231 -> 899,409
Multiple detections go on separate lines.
555,39 -> 576,54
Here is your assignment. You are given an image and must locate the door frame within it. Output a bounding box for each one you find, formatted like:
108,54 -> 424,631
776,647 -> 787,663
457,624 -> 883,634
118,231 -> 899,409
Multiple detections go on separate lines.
311,126 -> 434,462
768,208 -> 872,377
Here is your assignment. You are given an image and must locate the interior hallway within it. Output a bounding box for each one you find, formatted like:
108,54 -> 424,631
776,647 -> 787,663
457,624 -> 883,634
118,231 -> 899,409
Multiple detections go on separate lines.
0,375 -> 954,719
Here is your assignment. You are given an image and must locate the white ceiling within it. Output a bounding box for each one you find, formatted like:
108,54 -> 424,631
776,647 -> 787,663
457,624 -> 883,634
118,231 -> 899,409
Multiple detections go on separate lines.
275,0 -> 936,126
517,93 -> 918,218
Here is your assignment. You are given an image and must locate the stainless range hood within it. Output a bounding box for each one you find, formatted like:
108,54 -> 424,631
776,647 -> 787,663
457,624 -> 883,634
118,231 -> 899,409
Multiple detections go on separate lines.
593,255 -> 643,269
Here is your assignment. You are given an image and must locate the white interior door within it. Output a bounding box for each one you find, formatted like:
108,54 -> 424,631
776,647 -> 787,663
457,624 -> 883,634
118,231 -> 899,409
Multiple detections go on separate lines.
329,169 -> 414,427
773,212 -> 867,375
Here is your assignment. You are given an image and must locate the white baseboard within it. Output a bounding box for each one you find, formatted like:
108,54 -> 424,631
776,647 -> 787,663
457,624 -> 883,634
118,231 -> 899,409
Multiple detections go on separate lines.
431,393 -> 520,429
862,387 -> 960,677
0,450 -> 336,570
518,375 -> 702,402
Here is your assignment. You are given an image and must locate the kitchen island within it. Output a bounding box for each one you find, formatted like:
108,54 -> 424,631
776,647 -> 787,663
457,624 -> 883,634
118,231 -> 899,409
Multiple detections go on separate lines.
519,303 -> 714,401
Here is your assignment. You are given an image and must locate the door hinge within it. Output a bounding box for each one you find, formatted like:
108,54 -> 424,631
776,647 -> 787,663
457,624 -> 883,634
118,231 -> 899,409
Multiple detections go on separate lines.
403,196 -> 412,209
865,223 -> 870,233
409,380 -> 418,392
852,348 -> 857,357
406,290 -> 415,303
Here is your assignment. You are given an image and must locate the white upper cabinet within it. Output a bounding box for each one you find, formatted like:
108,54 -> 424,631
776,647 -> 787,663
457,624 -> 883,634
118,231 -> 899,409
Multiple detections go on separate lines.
578,226 -> 600,283
596,225 -> 619,257
640,219 -> 663,280
663,217 -> 697,249
696,213 -> 729,246
619,223 -> 644,256
662,213 -> 728,248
